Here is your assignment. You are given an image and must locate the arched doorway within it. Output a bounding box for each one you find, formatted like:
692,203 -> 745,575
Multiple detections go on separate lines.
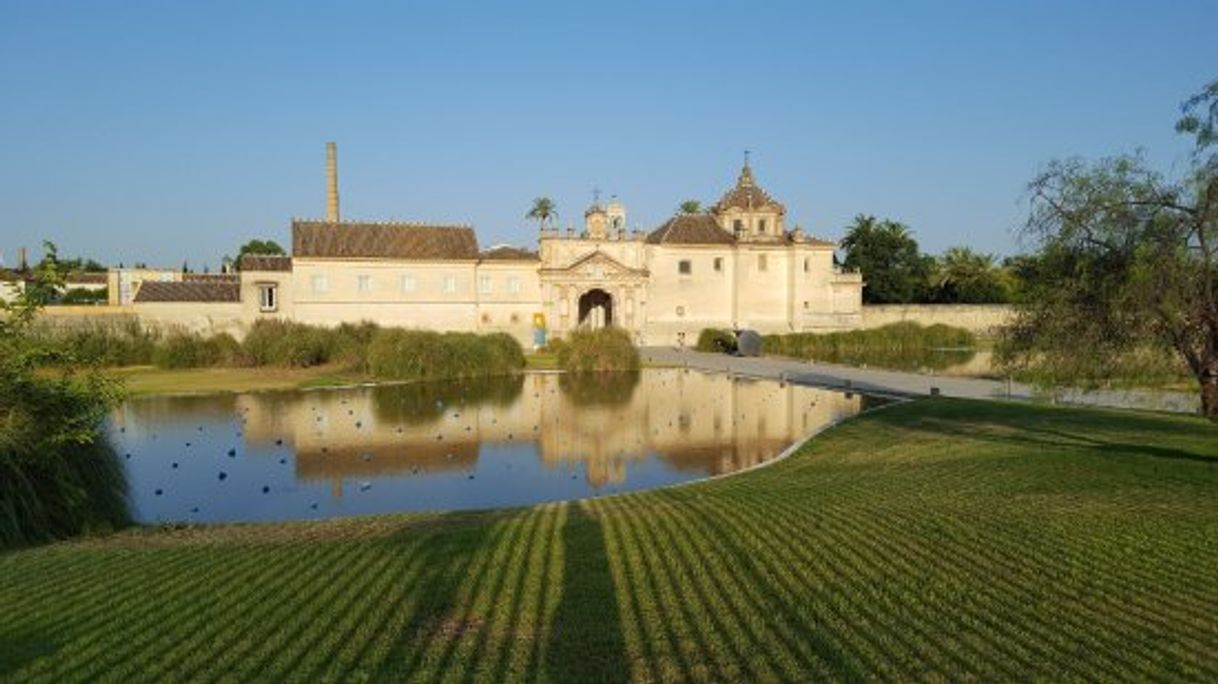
578,289 -> 613,328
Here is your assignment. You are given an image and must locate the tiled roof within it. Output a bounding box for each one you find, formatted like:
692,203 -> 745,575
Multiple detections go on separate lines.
133,280 -> 240,303
713,164 -> 786,215
645,214 -> 736,245
293,220 -> 479,260
239,254 -> 293,271
65,272 -> 108,285
183,273 -> 239,283
480,245 -> 539,261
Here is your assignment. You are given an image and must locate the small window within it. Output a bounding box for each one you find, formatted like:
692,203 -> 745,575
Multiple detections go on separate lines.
443,275 -> 458,294
356,275 -> 372,293
258,284 -> 277,312
803,300 -> 810,309
400,274 -> 416,293
480,312 -> 491,324
479,275 -> 493,294
311,274 -> 327,294
758,255 -> 768,271
678,260 -> 691,275
733,219 -> 743,235
507,276 -> 521,294
758,219 -> 767,233
713,257 -> 723,272
803,257 -> 810,273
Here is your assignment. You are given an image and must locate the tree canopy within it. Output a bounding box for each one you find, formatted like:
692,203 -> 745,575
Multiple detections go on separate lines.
233,239 -> 285,270
526,197 -> 557,230
1000,79 -> 1218,420
840,215 -> 933,304
679,200 -> 702,214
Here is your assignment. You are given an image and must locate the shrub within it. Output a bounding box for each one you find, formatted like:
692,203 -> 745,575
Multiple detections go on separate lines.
556,326 -> 640,373
151,331 -> 242,369
35,319 -> 159,366
365,329 -> 526,381
241,319 -> 339,368
762,322 -> 977,372
696,328 -> 737,354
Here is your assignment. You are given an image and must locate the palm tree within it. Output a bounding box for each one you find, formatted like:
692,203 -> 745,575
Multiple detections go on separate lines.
679,200 -> 702,214
526,197 -> 558,231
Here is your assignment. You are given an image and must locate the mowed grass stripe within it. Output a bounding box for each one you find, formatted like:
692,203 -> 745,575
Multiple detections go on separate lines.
2,397 -> 1216,681
638,496 -> 788,681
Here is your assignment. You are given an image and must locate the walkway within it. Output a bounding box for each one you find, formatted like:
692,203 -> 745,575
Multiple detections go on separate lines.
641,347 -> 1201,415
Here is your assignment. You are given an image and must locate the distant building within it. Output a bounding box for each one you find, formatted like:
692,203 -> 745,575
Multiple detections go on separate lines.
128,144 -> 863,345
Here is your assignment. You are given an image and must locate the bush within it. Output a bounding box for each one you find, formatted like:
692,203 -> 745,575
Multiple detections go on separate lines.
762,322 -> 977,372
365,329 -> 526,381
556,326 -> 640,373
0,438 -> 129,549
35,319 -> 159,366
696,328 -> 737,354
240,319 -> 340,368
152,331 -> 242,369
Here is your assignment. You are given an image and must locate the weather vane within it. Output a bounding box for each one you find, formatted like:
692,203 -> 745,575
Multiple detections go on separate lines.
592,186 -> 602,204
744,149 -> 751,166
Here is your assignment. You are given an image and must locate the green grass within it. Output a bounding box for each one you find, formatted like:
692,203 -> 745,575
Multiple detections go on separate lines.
2,398 -> 1217,681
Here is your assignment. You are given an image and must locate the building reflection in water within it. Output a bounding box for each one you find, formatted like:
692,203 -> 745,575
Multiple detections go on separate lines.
229,369 -> 870,493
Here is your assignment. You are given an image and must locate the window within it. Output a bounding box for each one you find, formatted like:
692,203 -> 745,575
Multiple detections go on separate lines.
400,274 -> 416,293
758,255 -> 768,271
257,284 -> 277,312
311,274 -> 328,294
479,275 -> 493,294
678,260 -> 692,275
758,219 -> 767,233
803,300 -> 810,310
713,257 -> 723,272
733,219 -> 744,235
507,276 -> 521,294
443,275 -> 458,294
803,257 -> 810,273
356,275 -> 372,293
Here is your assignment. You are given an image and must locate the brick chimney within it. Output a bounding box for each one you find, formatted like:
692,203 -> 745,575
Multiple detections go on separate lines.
325,141 -> 340,223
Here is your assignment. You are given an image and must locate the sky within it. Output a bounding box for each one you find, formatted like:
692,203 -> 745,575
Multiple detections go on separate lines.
1,0 -> 1215,269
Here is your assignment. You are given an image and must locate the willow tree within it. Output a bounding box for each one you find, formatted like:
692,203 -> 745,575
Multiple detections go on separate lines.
1000,80 -> 1218,420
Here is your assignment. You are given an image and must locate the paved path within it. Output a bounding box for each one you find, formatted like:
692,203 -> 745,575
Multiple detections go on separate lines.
642,347 -> 1201,415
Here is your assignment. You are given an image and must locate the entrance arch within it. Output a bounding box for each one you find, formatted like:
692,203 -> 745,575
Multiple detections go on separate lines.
578,289 -> 613,329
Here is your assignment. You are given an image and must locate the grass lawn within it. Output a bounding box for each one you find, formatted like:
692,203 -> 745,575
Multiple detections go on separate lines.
2,398 -> 1217,681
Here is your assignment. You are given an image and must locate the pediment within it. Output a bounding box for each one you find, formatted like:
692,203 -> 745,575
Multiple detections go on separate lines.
542,250 -> 646,278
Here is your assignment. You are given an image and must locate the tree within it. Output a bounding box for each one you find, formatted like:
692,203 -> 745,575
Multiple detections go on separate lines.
999,81 -> 1218,419
679,200 -> 702,214
526,197 -> 558,231
840,215 -> 932,304
929,247 -> 1012,303
234,239 -> 285,271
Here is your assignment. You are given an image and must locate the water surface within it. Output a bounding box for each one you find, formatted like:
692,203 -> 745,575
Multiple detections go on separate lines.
110,369 -> 880,523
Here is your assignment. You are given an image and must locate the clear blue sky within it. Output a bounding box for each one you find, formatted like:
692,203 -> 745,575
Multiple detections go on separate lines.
2,0 -> 1215,269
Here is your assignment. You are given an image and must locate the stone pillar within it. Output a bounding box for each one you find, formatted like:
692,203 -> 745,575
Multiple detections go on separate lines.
325,141 -> 340,223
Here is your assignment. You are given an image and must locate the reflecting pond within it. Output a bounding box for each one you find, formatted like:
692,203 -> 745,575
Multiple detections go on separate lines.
110,369 -> 884,523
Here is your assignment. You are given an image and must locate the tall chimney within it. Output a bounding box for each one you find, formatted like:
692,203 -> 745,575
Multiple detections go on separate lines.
325,141 -> 340,223
18,246 -> 27,271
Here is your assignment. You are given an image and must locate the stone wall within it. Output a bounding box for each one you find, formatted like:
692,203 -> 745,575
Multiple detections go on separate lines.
860,304 -> 1014,336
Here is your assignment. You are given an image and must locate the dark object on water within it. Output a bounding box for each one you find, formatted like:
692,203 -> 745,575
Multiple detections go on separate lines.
262,485 -> 270,494
218,472 -> 227,481
227,448 -> 236,457
155,489 -> 163,496
735,329 -> 762,357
